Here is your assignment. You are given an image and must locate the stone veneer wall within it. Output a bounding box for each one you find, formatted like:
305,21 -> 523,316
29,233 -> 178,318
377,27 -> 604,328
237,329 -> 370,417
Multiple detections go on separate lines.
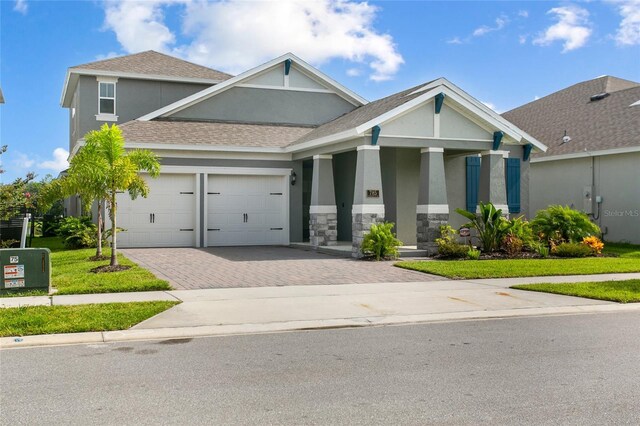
416,213 -> 449,255
309,212 -> 337,246
352,213 -> 385,257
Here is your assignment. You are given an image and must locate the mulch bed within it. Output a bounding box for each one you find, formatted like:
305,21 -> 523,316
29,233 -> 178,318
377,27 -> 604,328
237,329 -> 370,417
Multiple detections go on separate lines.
88,255 -> 110,262
90,265 -> 132,273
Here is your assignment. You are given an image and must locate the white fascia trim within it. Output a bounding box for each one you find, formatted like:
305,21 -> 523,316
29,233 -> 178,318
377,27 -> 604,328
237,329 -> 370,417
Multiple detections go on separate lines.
421,147 -> 444,153
352,204 -> 385,215
124,141 -> 287,154
379,134 -> 493,143
310,205 -> 337,214
313,154 -> 333,160
630,99 -> 640,107
138,53 -> 367,121
480,150 -> 510,158
416,204 -> 449,214
356,145 -> 380,151
96,76 -> 118,84
531,146 -> 640,163
161,165 -> 292,176
285,128 -> 360,153
236,83 -> 334,94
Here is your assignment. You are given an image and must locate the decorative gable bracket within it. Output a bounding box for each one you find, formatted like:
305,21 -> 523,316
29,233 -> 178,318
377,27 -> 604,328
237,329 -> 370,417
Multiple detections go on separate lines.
493,131 -> 504,150
434,93 -> 445,114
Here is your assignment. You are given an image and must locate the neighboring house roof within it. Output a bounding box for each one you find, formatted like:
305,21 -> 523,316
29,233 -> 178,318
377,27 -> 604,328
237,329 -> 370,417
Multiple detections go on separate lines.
289,77 -> 547,152
61,51 -> 232,107
137,53 -> 368,121
502,76 -> 640,160
118,120 -> 314,150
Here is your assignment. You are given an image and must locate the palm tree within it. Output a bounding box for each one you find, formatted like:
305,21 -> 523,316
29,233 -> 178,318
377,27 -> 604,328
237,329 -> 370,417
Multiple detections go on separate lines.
82,124 -> 160,267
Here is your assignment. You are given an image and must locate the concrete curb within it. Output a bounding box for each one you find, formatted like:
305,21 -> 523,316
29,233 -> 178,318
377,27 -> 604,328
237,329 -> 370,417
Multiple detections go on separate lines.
4,302 -> 640,350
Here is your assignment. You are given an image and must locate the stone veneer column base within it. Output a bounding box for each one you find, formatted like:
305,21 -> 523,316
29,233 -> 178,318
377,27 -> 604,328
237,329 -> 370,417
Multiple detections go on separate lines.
416,213 -> 449,255
352,213 -> 385,258
309,212 -> 337,247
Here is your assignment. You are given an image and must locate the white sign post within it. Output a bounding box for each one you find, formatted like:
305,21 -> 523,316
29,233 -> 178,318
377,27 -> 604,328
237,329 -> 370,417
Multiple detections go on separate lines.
20,213 -> 31,248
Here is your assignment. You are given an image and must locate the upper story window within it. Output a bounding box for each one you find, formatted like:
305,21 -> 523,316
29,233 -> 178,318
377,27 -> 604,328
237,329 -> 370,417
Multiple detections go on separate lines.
99,82 -> 115,114
96,77 -> 118,121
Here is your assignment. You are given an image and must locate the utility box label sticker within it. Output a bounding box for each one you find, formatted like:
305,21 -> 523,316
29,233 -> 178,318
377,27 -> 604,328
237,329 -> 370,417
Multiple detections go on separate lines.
4,279 -> 25,288
4,264 -> 25,279
9,256 -> 19,264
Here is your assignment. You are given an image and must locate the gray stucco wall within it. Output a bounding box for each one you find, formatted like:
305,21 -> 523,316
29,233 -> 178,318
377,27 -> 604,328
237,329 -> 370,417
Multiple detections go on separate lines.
530,152 -> 640,244
171,87 -> 356,126
73,76 -> 211,152
333,151 -> 356,241
161,157 -> 303,243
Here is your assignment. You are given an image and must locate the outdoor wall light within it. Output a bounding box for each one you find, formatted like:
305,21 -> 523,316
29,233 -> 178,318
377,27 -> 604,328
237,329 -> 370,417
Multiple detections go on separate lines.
290,171 -> 297,186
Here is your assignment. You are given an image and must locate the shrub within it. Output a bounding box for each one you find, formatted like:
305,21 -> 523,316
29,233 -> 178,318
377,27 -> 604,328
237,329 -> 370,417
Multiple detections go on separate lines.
553,242 -> 593,258
582,236 -> 604,254
530,242 -> 550,258
435,225 -> 469,258
503,234 -> 524,256
361,222 -> 403,260
57,216 -> 100,249
507,216 -> 535,249
532,205 -> 600,245
0,239 -> 19,248
456,202 -> 512,253
467,247 -> 481,260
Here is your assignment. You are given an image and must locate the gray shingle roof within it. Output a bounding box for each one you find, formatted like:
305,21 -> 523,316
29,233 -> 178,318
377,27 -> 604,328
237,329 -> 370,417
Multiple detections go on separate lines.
290,81 -> 435,145
71,51 -> 232,81
120,120 -> 314,148
502,76 -> 640,158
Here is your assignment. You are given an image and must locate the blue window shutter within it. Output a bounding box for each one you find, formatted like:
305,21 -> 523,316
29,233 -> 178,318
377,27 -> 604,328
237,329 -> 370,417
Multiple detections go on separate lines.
505,158 -> 521,214
466,156 -> 480,213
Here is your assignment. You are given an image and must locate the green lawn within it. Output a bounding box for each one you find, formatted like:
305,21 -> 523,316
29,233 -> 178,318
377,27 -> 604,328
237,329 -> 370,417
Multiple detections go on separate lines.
25,237 -> 171,295
396,242 -> 640,279
512,280 -> 640,303
0,301 -> 179,337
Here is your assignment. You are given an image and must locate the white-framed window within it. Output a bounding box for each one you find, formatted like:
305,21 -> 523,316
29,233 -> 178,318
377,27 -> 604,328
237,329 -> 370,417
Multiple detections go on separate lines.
98,81 -> 116,115
96,77 -> 118,121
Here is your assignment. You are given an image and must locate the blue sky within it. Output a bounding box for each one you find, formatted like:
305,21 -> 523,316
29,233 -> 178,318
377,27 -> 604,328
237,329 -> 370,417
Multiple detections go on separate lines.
1,0 -> 639,182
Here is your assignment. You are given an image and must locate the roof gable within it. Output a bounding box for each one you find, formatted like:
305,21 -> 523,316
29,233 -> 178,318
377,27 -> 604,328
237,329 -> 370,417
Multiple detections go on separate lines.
137,53 -> 368,121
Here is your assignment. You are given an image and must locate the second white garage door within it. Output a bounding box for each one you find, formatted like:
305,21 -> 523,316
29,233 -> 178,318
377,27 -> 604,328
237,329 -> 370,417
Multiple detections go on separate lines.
207,175 -> 288,246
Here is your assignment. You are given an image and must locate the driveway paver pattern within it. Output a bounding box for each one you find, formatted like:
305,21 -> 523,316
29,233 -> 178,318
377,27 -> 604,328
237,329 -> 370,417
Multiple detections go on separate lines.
121,246 -> 438,290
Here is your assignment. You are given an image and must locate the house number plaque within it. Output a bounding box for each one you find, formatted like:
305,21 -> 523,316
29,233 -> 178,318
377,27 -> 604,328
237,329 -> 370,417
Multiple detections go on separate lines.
366,189 -> 380,198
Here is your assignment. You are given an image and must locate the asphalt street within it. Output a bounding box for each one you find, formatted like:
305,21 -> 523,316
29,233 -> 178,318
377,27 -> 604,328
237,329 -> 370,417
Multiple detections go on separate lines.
2,312 -> 640,425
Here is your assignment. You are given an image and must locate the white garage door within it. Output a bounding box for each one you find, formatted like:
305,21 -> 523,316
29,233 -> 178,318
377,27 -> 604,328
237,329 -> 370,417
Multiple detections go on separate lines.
114,174 -> 197,248
207,175 -> 288,246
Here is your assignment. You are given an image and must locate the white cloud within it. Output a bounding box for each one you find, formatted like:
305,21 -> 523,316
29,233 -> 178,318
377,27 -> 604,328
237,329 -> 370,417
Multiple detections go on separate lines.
472,15 -> 508,37
14,0 -> 27,14
13,152 -> 34,169
94,51 -> 121,61
533,5 -> 592,52
38,148 -> 69,173
534,95 -> 541,101
446,36 -> 463,45
518,10 -> 529,18
614,1 -> 640,45
482,101 -> 502,113
102,0 -> 404,82
518,35 -> 528,44
346,68 -> 362,77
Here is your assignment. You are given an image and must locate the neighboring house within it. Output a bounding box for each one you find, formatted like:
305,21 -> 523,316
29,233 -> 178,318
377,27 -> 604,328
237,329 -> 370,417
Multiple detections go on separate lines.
61,51 -> 545,256
503,76 -> 640,244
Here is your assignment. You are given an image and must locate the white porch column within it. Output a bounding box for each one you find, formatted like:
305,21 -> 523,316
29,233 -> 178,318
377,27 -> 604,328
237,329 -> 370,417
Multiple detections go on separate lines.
352,145 -> 385,257
479,150 -> 509,216
309,155 -> 337,247
416,148 -> 449,254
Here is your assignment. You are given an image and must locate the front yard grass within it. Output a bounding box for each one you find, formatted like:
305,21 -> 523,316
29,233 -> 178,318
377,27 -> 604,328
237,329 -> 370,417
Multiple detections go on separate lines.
24,237 -> 171,295
0,301 -> 179,337
511,280 -> 640,303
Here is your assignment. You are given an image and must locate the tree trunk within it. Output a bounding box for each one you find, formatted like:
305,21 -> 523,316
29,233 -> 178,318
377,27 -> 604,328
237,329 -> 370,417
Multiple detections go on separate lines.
110,193 -> 118,267
96,200 -> 103,258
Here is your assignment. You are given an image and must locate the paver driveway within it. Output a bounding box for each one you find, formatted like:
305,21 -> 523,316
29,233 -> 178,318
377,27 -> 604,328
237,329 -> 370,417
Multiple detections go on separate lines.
121,246 -> 439,290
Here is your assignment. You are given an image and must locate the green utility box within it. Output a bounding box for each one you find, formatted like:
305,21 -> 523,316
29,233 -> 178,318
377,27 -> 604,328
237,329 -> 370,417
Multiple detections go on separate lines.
0,248 -> 51,294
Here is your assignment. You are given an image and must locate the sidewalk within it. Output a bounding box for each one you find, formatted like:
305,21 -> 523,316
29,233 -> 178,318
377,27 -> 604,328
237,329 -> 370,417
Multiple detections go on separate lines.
3,273 -> 640,349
